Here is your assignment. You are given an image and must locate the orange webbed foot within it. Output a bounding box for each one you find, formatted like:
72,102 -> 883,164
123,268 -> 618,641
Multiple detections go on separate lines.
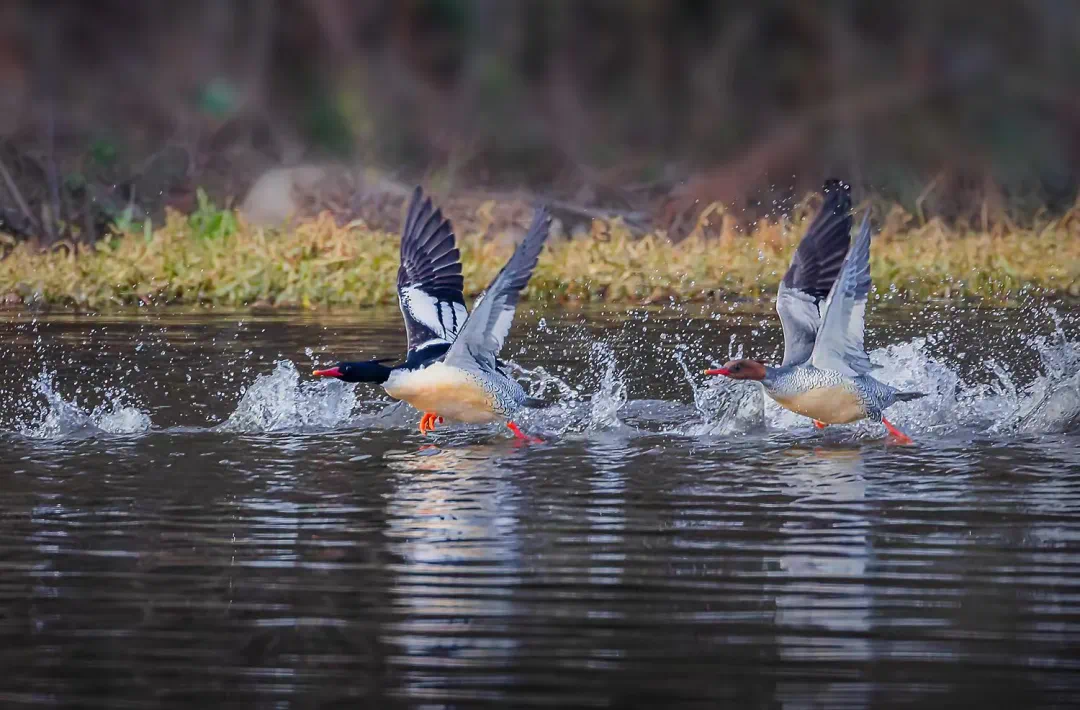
882,416 -> 913,445
507,421 -> 543,444
813,420 -> 828,429
418,412 -> 441,435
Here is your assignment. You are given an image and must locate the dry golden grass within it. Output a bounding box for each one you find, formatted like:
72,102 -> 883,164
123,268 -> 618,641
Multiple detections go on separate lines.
2,195 -> 1079,309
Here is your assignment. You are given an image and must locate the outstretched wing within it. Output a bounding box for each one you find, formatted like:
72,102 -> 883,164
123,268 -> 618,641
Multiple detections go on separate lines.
777,179 -> 853,366
443,207 -> 552,373
397,186 -> 469,357
810,210 -> 874,376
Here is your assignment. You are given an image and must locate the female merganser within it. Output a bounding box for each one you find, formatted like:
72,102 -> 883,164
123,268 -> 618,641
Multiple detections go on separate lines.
314,187 -> 551,440
705,182 -> 924,443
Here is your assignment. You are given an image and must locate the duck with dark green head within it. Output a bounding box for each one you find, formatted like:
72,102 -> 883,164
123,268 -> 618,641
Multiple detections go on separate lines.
315,186 -> 549,440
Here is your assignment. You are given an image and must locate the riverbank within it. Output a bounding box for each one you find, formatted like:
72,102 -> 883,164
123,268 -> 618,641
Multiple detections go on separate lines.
2,200 -> 1078,309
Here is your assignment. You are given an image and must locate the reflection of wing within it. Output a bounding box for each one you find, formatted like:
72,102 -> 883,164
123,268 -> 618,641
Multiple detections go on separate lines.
443,207 -> 551,373
811,211 -> 873,376
397,187 -> 468,357
777,179 -> 852,366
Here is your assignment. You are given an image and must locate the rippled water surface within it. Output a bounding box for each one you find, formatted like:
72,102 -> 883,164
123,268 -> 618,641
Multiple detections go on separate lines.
2,302 -> 1079,708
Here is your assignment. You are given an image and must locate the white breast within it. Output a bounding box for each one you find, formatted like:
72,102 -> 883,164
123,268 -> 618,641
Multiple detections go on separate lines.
384,363 -> 500,424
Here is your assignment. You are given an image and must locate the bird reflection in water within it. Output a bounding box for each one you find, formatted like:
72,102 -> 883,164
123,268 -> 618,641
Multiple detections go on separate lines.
383,441 -> 527,692
773,443 -> 873,707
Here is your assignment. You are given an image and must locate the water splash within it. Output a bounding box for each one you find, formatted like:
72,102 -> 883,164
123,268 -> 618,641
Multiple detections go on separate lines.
861,321 -> 1079,437
510,341 -> 629,437
18,372 -> 151,439
505,360 -> 581,405
218,360 -> 360,433
7,306 -> 1071,442
675,349 -> 763,436
998,311 -> 1080,434
587,342 -> 628,430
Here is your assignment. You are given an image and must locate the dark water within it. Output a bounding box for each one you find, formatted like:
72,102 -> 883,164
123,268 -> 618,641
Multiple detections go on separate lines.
1,303 -> 1079,708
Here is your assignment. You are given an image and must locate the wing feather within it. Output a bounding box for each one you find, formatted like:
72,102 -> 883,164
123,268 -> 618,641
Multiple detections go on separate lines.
443,207 -> 552,373
396,187 -> 468,354
810,210 -> 874,376
776,179 -> 853,366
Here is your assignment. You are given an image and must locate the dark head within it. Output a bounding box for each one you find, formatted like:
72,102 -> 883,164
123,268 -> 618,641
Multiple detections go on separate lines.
312,359 -> 395,384
704,359 -> 768,381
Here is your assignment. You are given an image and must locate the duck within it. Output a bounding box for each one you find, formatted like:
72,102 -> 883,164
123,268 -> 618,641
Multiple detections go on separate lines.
704,180 -> 925,443
314,186 -> 551,441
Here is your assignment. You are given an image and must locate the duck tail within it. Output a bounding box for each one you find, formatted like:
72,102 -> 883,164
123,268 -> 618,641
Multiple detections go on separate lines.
894,391 -> 927,402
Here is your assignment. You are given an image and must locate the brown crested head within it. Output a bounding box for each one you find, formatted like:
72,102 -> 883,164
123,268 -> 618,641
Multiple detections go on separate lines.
704,358 -> 768,381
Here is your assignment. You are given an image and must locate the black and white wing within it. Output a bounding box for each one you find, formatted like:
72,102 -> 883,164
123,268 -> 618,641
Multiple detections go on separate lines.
397,187 -> 469,357
810,210 -> 874,376
443,207 -> 552,373
776,179 -> 853,366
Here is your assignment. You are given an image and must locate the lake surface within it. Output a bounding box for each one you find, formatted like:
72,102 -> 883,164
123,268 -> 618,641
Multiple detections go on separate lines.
1,301 -> 1079,708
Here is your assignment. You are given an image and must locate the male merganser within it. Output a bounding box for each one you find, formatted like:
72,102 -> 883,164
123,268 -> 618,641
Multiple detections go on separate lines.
705,181 -> 925,443
380,204 -> 551,441
314,187 -> 551,440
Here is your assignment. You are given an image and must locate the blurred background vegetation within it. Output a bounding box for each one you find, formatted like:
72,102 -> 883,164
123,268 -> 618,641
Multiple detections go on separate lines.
1,0 -> 1079,243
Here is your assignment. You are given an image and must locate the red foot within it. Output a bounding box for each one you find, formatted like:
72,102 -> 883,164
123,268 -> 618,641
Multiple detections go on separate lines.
813,420 -> 828,429
882,416 -> 913,445
418,412 -> 443,434
507,421 -> 543,444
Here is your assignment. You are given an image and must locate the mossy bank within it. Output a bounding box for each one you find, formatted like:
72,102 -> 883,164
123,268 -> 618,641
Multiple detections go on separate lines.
2,195 -> 1079,309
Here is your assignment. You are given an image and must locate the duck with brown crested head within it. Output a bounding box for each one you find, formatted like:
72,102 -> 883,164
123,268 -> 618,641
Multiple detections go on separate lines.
704,180 -> 925,443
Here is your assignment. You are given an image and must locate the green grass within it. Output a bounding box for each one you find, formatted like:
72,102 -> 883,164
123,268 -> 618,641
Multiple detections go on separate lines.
2,192 -> 1078,309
